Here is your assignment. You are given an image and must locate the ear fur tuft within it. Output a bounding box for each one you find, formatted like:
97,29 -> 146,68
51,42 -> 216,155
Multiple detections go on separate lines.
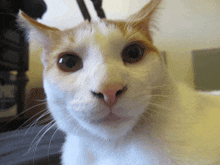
17,10 -> 61,66
126,0 -> 163,42
17,10 -> 60,46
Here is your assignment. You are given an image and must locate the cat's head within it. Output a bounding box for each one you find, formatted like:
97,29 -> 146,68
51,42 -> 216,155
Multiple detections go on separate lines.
18,0 -> 167,139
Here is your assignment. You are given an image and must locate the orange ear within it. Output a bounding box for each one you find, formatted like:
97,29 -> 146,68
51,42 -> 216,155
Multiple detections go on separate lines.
126,0 -> 162,42
17,11 -> 61,65
17,11 -> 60,45
18,11 -> 59,31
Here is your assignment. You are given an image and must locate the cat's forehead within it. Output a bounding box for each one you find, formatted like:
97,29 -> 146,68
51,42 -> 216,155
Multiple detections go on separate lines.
62,20 -> 139,45
65,21 -> 123,43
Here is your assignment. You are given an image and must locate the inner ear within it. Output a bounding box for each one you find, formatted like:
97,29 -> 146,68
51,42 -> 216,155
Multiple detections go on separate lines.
17,11 -> 61,66
19,11 -> 59,31
17,11 -> 61,47
126,0 -> 162,42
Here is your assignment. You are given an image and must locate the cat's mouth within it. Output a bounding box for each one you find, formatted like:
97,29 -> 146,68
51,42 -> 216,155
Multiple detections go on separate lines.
102,113 -> 121,122
94,113 -> 131,125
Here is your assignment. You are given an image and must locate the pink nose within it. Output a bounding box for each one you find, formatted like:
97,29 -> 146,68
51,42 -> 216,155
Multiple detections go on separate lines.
91,84 -> 127,106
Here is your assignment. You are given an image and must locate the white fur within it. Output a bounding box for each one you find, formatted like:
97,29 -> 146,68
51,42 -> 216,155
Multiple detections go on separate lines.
43,24 -> 161,139
42,23 -> 220,164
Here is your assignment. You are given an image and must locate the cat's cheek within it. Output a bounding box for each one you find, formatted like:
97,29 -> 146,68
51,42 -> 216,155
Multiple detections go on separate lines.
66,99 -> 109,120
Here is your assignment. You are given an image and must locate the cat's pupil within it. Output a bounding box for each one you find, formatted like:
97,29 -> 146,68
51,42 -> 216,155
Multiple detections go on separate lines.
122,43 -> 144,63
62,55 -> 76,68
127,45 -> 141,59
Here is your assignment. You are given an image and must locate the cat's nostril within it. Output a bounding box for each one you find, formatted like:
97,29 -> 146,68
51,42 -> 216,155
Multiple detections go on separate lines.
116,90 -> 123,97
91,85 -> 127,106
91,91 -> 104,99
116,86 -> 127,97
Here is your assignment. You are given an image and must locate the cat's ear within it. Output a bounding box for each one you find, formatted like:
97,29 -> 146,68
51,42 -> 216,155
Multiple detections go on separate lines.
126,0 -> 162,42
17,11 -> 61,65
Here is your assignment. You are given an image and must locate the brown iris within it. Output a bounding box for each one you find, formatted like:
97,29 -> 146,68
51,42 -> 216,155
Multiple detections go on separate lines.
58,53 -> 83,72
122,42 -> 145,63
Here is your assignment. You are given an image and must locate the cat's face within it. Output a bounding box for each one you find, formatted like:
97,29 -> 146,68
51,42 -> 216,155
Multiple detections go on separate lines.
18,0 -> 166,139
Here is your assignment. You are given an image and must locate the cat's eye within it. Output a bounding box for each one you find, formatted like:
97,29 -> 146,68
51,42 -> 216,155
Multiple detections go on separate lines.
58,53 -> 83,72
122,42 -> 145,63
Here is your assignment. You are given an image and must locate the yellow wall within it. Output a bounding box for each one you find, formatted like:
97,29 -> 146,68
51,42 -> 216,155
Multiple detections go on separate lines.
26,40 -> 44,91
153,0 -> 220,88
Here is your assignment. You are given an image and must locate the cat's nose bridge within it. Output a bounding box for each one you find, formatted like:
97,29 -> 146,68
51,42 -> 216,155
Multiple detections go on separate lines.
90,63 -> 127,106
91,63 -> 124,84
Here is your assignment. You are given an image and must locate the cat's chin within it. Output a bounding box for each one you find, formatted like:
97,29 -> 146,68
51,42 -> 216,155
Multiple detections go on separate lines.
75,113 -> 137,140
91,113 -> 133,126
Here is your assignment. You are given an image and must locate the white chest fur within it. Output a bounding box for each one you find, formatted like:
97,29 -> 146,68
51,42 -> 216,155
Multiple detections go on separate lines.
62,134 -> 171,165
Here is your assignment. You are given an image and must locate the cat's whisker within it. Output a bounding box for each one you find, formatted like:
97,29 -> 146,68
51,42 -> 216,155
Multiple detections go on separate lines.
149,102 -> 172,112
26,114 -> 48,131
48,127 -> 59,150
141,106 -> 170,120
25,121 -> 54,154
149,83 -> 173,89
15,109 -> 47,132
130,93 -> 175,100
24,101 -> 48,114
34,98 -> 47,102
1,101 -> 48,130
37,116 -> 53,126
33,123 -> 56,151
24,123 -> 54,158
150,94 -> 178,100
150,94 -> 172,97
32,123 -> 56,160
148,103 -> 198,122
129,92 -> 150,98
145,108 -> 168,118
46,127 -> 59,163
24,110 -> 51,135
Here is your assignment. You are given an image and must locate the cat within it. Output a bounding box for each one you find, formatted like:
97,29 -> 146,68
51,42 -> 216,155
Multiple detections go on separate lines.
17,0 -> 220,164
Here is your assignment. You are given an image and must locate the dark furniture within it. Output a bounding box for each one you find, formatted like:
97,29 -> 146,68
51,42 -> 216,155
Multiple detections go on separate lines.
0,0 -> 47,129
0,13 -> 29,126
192,48 -> 220,91
77,0 -> 106,21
